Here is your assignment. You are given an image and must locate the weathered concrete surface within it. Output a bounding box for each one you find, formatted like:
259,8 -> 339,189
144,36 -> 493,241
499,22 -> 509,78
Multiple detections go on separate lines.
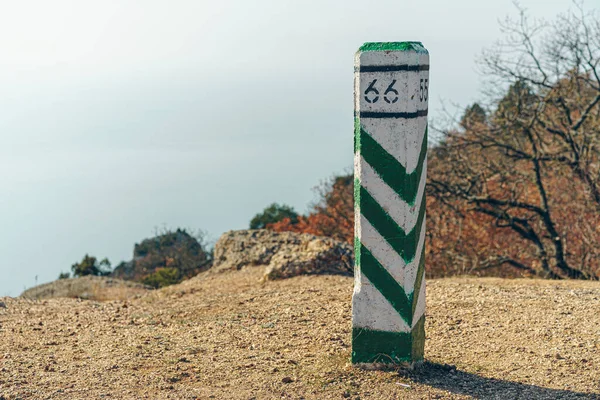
353,41 -> 430,365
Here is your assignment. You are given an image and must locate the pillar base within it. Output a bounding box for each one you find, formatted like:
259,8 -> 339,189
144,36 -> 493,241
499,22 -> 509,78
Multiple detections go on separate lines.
351,315 -> 425,365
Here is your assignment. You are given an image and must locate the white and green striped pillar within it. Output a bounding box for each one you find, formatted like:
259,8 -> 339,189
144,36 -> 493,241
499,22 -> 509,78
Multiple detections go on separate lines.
352,42 -> 429,366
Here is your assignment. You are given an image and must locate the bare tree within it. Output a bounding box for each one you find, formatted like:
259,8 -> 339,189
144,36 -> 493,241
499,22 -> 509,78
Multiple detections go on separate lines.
428,4 -> 600,279
482,3 -> 600,206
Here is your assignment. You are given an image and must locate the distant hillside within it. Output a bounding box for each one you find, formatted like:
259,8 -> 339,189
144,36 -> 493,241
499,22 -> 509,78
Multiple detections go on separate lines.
20,275 -> 149,301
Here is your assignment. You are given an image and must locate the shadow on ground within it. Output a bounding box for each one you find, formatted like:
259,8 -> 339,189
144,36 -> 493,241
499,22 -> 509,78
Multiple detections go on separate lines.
404,362 -> 599,399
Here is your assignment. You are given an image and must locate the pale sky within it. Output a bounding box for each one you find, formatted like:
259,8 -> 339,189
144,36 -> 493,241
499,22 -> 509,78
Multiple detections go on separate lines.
0,0 -> 580,296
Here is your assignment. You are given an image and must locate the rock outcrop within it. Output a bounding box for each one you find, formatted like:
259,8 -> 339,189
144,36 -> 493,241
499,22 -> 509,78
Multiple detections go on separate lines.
212,229 -> 353,280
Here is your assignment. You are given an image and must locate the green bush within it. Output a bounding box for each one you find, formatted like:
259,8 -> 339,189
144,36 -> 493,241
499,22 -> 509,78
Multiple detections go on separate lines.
250,203 -> 298,229
110,228 -> 213,288
58,272 -> 70,280
71,255 -> 111,277
141,268 -> 181,289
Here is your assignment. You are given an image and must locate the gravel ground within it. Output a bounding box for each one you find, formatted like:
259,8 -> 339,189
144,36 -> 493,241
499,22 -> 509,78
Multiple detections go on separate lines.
0,268 -> 599,399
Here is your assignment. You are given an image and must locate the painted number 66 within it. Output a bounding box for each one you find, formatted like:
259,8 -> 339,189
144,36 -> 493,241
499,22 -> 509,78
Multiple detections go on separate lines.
364,79 -> 399,104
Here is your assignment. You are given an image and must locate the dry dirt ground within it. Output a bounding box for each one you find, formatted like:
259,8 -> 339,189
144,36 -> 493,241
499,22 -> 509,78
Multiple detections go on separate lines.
1,268 -> 599,399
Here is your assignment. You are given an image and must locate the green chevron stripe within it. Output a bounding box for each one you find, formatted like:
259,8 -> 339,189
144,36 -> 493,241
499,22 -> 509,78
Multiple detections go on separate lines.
411,315 -> 425,361
351,314 -> 426,364
356,238 -> 412,326
359,185 -> 426,263
410,245 -> 426,317
352,327 -> 412,364
358,123 -> 427,205
354,118 -> 361,154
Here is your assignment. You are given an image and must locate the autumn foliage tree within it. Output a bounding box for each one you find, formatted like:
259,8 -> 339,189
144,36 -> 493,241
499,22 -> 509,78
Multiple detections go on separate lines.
267,5 -> 600,280
428,5 -> 600,279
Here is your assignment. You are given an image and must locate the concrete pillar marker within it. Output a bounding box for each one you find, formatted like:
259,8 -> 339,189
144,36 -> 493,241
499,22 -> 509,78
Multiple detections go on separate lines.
352,42 -> 429,366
